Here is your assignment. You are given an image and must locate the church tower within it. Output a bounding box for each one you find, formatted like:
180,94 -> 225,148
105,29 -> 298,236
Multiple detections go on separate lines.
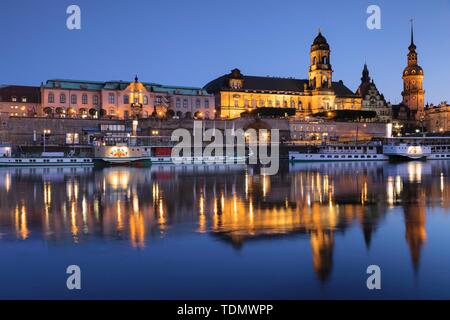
402,21 -> 425,120
309,31 -> 333,90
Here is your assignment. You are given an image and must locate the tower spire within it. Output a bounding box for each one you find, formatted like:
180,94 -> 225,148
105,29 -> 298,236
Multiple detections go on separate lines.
409,19 -> 416,51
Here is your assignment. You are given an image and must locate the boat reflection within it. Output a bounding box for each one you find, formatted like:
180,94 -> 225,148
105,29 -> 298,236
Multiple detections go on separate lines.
0,161 -> 449,281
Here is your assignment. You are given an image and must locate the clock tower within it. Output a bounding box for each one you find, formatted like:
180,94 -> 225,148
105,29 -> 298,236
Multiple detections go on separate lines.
402,21 -> 425,120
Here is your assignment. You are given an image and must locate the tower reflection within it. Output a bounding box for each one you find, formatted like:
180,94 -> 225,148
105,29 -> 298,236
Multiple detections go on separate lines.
0,161 -> 447,281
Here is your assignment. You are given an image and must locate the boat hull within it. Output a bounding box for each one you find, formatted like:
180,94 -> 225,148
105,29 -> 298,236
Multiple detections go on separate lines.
0,157 -> 94,167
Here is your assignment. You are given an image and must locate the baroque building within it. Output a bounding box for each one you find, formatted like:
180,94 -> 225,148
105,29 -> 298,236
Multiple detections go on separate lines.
356,64 -> 392,122
393,23 -> 425,122
425,102 -> 450,133
204,32 -> 362,119
40,77 -> 215,120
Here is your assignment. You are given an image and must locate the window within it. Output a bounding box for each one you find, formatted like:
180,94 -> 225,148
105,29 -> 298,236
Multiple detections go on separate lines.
205,99 -> 209,108
60,94 -> 66,103
143,96 -> 148,105
124,110 -> 129,119
196,99 -> 201,108
82,94 -> 88,104
260,100 -> 265,107
323,56 -> 328,64
93,95 -> 99,105
234,99 -> 239,108
156,96 -> 162,105
183,99 -> 188,108
11,96 -> 17,102
291,100 -> 295,108
108,93 -> 115,104
298,101 -> 303,110
176,98 -> 181,109
71,95 -> 77,104
21,97 -> 27,102
252,99 -> 257,108
313,57 -> 317,64
48,93 -> 54,103
66,133 -> 79,144
124,95 -> 129,104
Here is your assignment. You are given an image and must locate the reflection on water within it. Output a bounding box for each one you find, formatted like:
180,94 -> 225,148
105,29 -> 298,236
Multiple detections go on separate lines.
0,162 -> 450,298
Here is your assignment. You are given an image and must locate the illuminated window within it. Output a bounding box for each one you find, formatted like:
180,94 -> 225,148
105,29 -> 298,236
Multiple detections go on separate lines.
11,96 -> 17,102
21,97 -> 27,102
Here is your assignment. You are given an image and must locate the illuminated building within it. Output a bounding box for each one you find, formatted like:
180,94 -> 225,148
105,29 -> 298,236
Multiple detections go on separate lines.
393,23 -> 426,122
0,85 -> 41,117
204,31 -> 362,119
425,102 -> 450,133
40,76 -> 215,120
356,64 -> 392,123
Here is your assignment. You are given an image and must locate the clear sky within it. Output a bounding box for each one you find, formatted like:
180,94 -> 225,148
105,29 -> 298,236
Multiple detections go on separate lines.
0,0 -> 449,104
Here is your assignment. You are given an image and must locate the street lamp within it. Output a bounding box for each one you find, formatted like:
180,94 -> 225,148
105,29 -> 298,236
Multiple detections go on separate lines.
43,129 -> 51,153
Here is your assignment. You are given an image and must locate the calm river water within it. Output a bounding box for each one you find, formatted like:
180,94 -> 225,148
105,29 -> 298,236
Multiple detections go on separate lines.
0,161 -> 449,299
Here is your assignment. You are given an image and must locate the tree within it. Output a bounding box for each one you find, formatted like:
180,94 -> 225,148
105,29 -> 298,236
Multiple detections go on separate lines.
89,108 -> 97,117
99,109 -> 107,118
43,107 -> 53,116
166,109 -> 175,119
194,111 -> 203,119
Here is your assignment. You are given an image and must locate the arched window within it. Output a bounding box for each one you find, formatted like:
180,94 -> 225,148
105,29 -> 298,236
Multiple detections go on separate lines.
313,57 -> 317,65
71,95 -> 77,104
48,93 -> 54,103
323,56 -> 328,64
298,101 -> 303,110
60,94 -> 66,104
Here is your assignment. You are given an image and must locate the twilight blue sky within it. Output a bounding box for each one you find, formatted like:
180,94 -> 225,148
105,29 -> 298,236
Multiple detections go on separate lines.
0,0 -> 449,104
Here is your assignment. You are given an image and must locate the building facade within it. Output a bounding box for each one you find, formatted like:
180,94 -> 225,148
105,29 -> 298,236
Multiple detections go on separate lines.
356,64 -> 392,122
204,32 -> 362,119
0,85 -> 41,117
425,103 -> 450,133
40,77 -> 215,120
